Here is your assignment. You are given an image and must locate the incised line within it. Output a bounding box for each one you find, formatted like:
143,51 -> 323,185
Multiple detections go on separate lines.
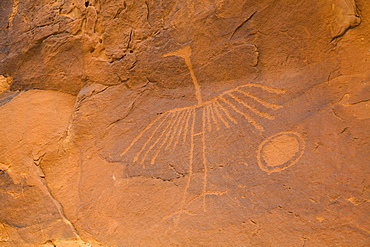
166,110 -> 187,150
142,112 -> 179,164
173,109 -> 190,148
121,112 -> 169,157
133,112 -> 171,162
212,101 -> 230,128
218,96 -> 264,131
228,92 -> 275,120
205,104 -> 212,132
209,103 -> 220,130
201,107 -> 208,212
150,111 -> 184,164
235,88 -> 283,110
175,109 -> 196,226
7,0 -> 19,28
215,100 -> 237,124
182,108 -> 195,144
163,45 -> 203,105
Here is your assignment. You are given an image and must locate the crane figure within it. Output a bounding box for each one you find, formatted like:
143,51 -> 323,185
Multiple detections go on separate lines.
120,45 -> 286,224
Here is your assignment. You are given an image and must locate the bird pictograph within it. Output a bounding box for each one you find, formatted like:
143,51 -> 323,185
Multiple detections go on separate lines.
120,45 -> 287,223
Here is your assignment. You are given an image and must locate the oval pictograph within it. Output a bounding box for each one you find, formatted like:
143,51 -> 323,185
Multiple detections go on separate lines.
257,131 -> 305,174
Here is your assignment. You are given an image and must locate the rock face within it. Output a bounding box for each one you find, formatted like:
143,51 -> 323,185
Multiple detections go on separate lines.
0,0 -> 369,246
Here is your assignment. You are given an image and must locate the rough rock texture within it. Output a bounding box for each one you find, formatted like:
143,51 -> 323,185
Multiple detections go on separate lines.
0,0 -> 369,246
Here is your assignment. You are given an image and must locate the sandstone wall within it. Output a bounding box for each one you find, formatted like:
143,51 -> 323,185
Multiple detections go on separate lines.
0,0 -> 369,246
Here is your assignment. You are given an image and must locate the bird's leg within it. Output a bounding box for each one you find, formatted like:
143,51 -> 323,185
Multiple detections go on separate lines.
201,106 -> 208,212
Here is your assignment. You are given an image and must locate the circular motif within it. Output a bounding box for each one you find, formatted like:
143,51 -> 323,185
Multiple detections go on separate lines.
257,131 -> 305,174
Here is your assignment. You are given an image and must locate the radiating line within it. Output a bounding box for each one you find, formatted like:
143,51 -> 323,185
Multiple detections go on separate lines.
239,83 -> 286,94
182,108 -> 195,144
134,112 -> 175,162
150,112 -> 186,164
173,109 -> 190,149
235,89 -> 283,110
121,112 -> 169,157
209,103 -> 220,130
132,113 -> 171,162
150,132 -> 172,165
228,92 -> 275,120
176,110 -> 191,147
166,110 -> 187,150
205,104 -> 212,132
141,112 -> 179,164
215,100 -> 237,124
218,96 -> 264,132
212,102 -> 230,128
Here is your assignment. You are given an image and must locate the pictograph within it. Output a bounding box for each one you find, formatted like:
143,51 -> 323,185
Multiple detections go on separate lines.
120,45 -> 305,223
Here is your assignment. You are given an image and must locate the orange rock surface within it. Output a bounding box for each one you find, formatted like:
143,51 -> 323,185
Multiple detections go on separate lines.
0,0 -> 369,246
